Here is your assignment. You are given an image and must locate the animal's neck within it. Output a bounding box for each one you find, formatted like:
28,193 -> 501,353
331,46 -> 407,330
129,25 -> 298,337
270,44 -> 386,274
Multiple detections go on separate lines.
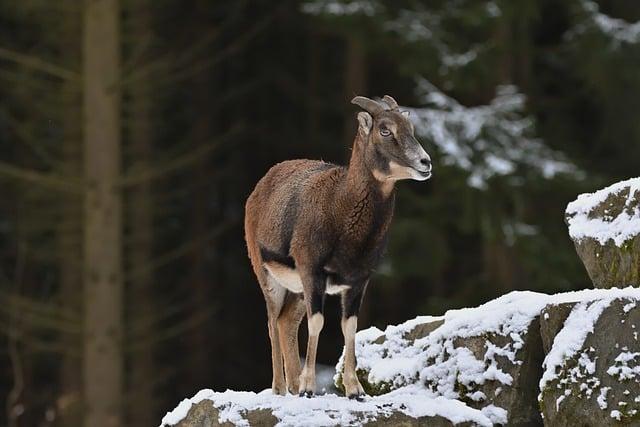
345,135 -> 395,199
339,136 -> 395,239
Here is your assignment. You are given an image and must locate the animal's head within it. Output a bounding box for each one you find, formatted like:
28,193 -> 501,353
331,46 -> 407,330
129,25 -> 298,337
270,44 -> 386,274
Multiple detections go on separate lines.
351,95 -> 432,182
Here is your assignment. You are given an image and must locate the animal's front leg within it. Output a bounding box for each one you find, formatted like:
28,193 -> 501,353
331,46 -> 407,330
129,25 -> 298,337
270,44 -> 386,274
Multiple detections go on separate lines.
299,269 -> 326,397
341,284 -> 367,400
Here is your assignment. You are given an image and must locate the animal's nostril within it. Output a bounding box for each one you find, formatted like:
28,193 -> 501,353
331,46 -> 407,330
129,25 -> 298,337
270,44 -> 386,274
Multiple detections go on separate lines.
420,158 -> 432,170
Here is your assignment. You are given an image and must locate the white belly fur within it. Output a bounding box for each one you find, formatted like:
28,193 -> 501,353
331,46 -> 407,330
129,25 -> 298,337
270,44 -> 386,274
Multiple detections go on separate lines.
264,262 -> 303,293
264,262 -> 349,295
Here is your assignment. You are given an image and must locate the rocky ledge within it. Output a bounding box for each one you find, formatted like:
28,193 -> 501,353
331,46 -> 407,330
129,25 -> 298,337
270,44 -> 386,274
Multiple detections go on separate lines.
566,177 -> 640,288
162,178 -> 640,426
162,287 -> 640,427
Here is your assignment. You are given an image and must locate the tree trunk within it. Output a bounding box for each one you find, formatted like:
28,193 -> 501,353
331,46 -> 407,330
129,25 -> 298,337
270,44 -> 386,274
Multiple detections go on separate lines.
82,0 -> 123,425
58,1 -> 83,424
125,1 -> 156,423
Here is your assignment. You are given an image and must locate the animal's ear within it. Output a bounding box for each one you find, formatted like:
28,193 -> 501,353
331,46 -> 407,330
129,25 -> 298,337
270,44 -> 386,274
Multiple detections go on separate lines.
382,95 -> 399,110
357,112 -> 373,136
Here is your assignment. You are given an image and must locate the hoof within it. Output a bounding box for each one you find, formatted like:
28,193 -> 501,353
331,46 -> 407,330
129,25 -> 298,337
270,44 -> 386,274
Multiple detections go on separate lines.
299,390 -> 313,398
272,386 -> 286,396
348,393 -> 365,402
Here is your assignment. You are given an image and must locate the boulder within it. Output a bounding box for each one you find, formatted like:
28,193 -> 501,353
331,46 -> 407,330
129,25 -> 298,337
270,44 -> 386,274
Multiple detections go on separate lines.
336,293 -> 550,425
449,320 -> 544,426
566,177 -> 640,288
161,388 -> 496,427
539,297 -> 640,426
173,400 -> 474,427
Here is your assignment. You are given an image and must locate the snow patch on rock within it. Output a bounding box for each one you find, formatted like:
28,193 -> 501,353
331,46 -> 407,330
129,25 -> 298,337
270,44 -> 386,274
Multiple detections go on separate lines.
159,385 -> 495,427
607,351 -> 640,381
566,177 -> 640,247
539,299 -> 612,391
597,386 -> 611,410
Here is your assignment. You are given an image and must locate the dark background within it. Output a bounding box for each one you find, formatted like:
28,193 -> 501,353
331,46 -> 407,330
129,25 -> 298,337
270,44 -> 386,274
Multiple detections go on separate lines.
0,0 -> 639,425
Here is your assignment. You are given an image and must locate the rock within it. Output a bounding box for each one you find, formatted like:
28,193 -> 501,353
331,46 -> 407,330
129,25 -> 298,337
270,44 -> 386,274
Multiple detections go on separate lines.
566,177 -> 640,288
471,320 -> 544,426
362,412 -> 474,427
539,303 -> 575,354
403,319 -> 445,342
161,388 -> 495,427
175,400 -> 277,427
424,318 -> 544,426
539,298 -> 640,426
335,316 -> 446,396
174,402 -> 472,427
336,294 -> 549,426
163,288 -> 640,427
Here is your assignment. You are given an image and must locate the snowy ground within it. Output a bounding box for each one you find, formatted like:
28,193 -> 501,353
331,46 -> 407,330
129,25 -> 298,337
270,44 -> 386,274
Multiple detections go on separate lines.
161,287 -> 640,427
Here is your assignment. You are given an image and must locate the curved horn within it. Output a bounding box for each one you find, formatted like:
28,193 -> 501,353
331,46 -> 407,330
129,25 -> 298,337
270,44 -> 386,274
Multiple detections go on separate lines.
382,95 -> 399,110
351,96 -> 385,116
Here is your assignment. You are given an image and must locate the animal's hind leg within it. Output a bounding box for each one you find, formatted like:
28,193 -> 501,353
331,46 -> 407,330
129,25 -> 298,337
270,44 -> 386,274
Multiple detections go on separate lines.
264,277 -> 287,395
277,292 -> 305,394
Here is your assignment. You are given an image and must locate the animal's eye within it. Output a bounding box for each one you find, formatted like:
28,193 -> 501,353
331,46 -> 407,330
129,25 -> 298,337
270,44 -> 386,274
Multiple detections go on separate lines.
380,127 -> 391,137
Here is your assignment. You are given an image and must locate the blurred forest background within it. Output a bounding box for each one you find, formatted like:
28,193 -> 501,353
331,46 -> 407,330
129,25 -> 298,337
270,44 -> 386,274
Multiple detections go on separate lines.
0,0 -> 639,425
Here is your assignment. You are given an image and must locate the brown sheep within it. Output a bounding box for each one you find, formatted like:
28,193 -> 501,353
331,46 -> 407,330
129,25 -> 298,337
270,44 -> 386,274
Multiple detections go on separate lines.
244,95 -> 432,399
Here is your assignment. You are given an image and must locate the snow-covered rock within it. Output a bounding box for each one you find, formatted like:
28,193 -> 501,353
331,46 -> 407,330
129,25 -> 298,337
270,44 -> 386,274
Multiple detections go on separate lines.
539,297 -> 640,425
566,177 -> 640,288
334,287 -> 640,426
160,387 -> 496,427
334,298 -> 544,425
161,288 -> 640,426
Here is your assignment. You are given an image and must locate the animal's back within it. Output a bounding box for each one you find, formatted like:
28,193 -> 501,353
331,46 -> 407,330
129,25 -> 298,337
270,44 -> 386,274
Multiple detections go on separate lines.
244,159 -> 341,279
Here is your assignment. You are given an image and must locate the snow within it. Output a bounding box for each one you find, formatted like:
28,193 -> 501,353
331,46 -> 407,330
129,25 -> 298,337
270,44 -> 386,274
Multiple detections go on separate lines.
382,10 -> 485,72
301,0 -> 377,16
565,177 -> 640,246
159,385 -> 495,427
607,352 -> 640,381
575,0 -> 640,45
485,2 -> 501,18
555,395 -> 565,411
597,386 -> 611,410
611,409 -> 623,420
410,79 -> 580,190
623,301 -> 637,313
480,405 -> 507,425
